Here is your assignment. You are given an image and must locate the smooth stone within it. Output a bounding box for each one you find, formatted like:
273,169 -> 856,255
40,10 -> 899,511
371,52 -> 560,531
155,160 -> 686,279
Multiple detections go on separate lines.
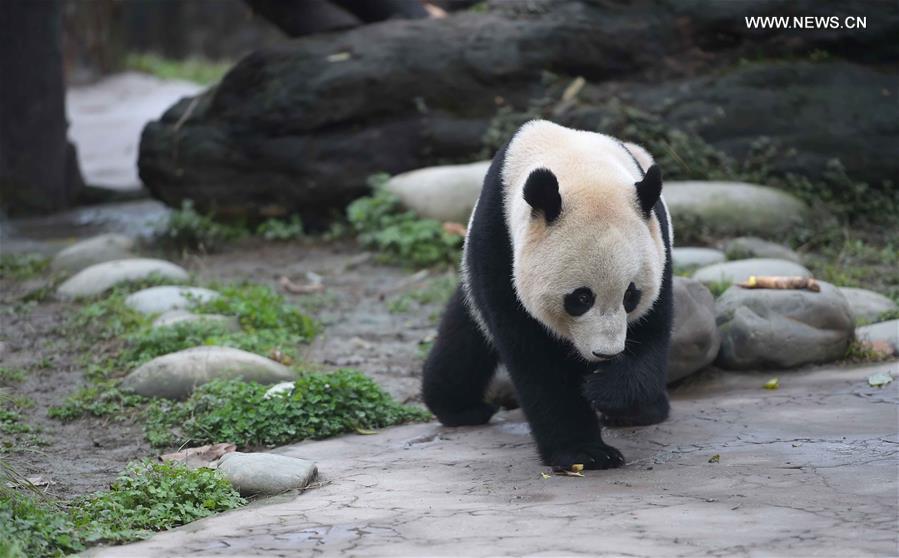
56,258 -> 189,299
724,236 -> 801,263
715,281 -> 854,369
50,234 -> 135,275
855,320 -> 899,355
120,346 -> 294,400
838,288 -> 897,323
384,160 -> 491,223
693,258 -> 811,286
263,381 -> 296,399
672,247 -> 726,269
125,285 -> 220,315
665,181 -> 809,238
152,310 -> 241,332
668,277 -> 721,382
216,452 -> 317,496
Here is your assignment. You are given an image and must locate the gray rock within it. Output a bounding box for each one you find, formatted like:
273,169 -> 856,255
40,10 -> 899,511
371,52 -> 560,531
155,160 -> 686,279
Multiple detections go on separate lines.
855,320 -> 898,355
664,181 -> 809,239
838,288 -> 897,323
56,258 -> 189,299
216,452 -> 317,496
152,310 -> 241,332
50,234 -> 135,275
668,277 -> 720,382
693,258 -> 811,286
672,247 -> 725,270
715,281 -> 854,369
724,237 -> 801,263
120,346 -> 294,399
384,160 -> 490,223
125,286 -> 219,315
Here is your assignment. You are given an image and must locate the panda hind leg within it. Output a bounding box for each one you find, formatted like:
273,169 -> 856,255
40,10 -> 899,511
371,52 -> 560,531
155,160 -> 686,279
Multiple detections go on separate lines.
422,287 -> 499,426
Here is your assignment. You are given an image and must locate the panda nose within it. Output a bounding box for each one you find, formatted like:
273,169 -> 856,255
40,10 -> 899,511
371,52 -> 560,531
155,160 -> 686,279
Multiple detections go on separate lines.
592,351 -> 621,360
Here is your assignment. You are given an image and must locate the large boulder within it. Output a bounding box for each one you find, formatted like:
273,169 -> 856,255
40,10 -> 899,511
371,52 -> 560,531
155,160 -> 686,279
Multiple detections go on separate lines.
56,258 -> 189,299
50,234 -> 135,275
664,182 -> 809,239
715,282 -> 854,369
120,346 -> 294,399
838,288 -> 897,323
724,237 -> 801,263
384,161 -> 490,223
671,247 -> 725,270
855,320 -> 899,356
668,277 -> 720,382
693,258 -> 811,286
137,1 -> 899,218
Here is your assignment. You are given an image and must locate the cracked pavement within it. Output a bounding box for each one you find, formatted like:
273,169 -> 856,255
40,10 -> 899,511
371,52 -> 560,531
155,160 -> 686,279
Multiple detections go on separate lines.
90,361 -> 898,557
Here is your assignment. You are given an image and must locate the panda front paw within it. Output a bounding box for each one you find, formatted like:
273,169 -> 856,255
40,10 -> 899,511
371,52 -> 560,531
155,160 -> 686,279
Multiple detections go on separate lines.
549,442 -> 625,470
599,394 -> 670,427
434,402 -> 498,427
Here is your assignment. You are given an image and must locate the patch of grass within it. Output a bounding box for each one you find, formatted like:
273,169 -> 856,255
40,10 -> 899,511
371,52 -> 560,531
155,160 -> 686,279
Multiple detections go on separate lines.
144,370 -> 430,448
0,460 -> 244,557
0,253 -> 49,280
0,367 -> 25,385
125,53 -> 231,85
48,381 -> 148,421
155,200 -> 247,252
56,282 -> 318,420
0,408 -> 31,435
0,490 -> 82,558
256,215 -> 304,241
70,460 -> 245,543
841,339 -> 893,364
388,274 -> 458,314
803,238 -> 899,300
346,175 -> 463,268
705,280 -> 733,298
194,283 -> 318,339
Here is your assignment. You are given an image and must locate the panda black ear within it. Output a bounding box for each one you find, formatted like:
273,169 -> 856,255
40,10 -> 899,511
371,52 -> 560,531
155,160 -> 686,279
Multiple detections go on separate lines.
523,168 -> 561,224
635,164 -> 662,219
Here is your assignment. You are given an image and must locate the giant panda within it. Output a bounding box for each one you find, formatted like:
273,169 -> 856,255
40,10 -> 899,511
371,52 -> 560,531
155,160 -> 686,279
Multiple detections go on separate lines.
422,120 -> 673,470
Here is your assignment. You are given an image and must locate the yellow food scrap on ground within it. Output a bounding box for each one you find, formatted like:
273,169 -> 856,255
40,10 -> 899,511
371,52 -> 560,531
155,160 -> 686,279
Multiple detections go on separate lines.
540,472 -> 551,480
763,378 -> 779,390
708,454 -> 720,463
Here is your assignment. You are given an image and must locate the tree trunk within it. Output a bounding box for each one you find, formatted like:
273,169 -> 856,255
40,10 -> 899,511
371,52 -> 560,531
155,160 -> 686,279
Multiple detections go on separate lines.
0,0 -> 84,215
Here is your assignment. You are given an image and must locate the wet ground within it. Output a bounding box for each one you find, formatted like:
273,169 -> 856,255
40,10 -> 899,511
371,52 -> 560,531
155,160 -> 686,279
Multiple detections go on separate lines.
89,362 -> 898,557
2,201 -> 898,556
1,218 -> 444,497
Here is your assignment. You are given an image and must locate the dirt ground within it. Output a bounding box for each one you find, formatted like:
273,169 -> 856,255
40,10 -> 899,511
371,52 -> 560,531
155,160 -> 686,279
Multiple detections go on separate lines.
0,238 -> 445,499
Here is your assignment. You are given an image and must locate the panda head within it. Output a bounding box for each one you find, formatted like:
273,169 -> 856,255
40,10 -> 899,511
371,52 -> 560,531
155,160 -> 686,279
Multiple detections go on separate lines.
503,121 -> 667,363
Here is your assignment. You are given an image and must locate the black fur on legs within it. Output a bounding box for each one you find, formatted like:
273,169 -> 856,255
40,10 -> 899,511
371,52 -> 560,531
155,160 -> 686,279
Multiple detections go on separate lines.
422,286 -> 499,427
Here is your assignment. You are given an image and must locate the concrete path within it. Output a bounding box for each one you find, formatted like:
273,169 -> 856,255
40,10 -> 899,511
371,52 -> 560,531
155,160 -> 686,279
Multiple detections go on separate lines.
67,72 -> 202,190
92,362 -> 898,557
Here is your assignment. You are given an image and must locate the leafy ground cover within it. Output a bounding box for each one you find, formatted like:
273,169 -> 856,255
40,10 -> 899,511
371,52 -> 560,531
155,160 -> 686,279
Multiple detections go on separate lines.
144,370 -> 431,448
0,460 -> 244,557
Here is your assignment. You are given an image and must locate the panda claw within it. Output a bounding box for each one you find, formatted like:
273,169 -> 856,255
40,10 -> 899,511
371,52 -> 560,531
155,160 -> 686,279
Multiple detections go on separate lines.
549,442 -> 625,470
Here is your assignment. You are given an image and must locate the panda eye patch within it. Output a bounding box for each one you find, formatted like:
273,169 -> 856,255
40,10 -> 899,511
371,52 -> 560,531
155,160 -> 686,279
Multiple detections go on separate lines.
623,282 -> 641,313
564,287 -> 595,317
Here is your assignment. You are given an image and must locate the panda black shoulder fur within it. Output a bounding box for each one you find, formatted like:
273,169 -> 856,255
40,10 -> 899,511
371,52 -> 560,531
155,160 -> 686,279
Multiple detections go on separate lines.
422,120 -> 673,470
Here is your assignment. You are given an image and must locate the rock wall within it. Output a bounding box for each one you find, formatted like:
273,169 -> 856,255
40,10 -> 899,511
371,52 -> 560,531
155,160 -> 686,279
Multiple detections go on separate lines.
138,0 -> 899,218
